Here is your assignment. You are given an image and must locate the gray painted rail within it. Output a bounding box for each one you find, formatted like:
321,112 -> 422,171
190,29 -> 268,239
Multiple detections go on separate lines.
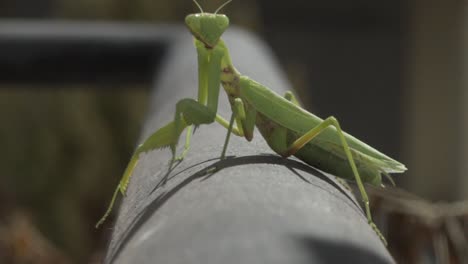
104,26 -> 394,264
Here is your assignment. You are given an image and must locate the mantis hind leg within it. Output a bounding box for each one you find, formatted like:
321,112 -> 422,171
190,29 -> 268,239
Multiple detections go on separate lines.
283,116 -> 387,245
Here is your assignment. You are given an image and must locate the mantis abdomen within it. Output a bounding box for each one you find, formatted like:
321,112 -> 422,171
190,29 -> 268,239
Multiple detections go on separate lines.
255,112 -> 383,186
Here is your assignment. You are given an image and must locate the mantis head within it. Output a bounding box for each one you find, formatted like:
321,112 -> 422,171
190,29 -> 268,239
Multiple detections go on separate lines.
185,0 -> 231,48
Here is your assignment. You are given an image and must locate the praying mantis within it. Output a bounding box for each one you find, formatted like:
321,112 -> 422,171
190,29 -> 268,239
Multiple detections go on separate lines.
96,0 -> 407,245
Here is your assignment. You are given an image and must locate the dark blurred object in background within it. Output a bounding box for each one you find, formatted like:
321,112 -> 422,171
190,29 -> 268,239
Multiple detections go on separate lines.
370,187 -> 468,264
0,90 -> 147,262
0,211 -> 72,264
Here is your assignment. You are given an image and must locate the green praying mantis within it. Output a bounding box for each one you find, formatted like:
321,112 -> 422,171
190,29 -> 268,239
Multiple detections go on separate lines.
96,0 -> 407,245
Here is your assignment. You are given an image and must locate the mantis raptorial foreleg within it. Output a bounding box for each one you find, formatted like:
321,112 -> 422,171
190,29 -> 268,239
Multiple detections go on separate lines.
174,125 -> 193,161
96,118 -> 186,227
96,28 -> 225,227
97,93 -> 224,226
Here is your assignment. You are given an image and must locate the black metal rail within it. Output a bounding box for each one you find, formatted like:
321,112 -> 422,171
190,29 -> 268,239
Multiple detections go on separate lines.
0,21 -> 179,84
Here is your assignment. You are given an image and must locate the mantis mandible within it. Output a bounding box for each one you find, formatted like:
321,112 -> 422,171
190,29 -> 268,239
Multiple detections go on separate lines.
96,0 -> 407,245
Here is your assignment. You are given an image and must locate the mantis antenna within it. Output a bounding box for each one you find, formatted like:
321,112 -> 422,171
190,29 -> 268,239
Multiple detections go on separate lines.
214,0 -> 232,14
192,0 -> 204,13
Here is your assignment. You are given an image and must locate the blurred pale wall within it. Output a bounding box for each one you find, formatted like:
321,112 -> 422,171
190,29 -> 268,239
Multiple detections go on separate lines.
404,0 -> 468,201
463,1 -> 468,199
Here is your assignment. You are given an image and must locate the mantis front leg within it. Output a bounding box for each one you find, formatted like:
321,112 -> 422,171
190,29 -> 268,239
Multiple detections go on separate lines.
96,41 -> 225,227
95,100 -> 217,227
174,125 -> 193,162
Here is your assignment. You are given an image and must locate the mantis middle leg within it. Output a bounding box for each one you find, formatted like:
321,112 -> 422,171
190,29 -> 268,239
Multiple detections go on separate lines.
218,97 -> 257,158
174,111 -> 246,163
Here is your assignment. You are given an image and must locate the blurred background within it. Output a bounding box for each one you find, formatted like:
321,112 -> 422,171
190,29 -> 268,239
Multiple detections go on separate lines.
0,0 -> 467,263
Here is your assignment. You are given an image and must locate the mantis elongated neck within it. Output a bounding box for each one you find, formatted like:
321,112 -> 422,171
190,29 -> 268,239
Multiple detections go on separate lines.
216,39 -> 241,97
